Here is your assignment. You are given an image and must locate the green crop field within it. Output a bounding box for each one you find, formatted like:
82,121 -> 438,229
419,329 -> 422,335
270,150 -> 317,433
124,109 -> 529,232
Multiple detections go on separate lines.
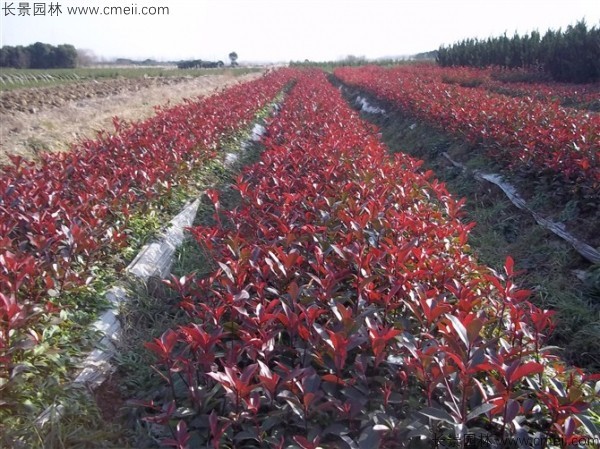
0,66 -> 262,91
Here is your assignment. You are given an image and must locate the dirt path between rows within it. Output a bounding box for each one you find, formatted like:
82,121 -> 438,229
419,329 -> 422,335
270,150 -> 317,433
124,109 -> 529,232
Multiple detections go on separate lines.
0,71 -> 263,165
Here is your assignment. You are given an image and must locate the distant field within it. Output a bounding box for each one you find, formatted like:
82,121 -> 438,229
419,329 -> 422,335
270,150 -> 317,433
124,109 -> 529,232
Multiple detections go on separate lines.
0,66 -> 262,91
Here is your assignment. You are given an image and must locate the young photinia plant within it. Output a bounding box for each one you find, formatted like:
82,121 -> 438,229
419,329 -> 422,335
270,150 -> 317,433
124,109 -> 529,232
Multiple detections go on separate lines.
140,70 -> 599,448
0,68 -> 298,385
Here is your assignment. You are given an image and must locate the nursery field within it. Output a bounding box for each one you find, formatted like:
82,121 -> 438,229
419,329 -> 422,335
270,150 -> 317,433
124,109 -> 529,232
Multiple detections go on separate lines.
0,66 -> 599,448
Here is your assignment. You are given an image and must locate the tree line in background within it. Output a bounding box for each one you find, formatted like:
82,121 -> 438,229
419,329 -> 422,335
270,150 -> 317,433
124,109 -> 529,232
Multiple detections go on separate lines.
0,43 -> 241,70
290,55 -> 417,69
176,52 -> 237,69
0,42 -> 78,69
436,20 -> 600,83
176,59 -> 225,69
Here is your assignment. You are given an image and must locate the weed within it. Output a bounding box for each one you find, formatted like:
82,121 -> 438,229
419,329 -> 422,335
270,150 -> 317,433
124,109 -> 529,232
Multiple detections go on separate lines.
24,137 -> 51,155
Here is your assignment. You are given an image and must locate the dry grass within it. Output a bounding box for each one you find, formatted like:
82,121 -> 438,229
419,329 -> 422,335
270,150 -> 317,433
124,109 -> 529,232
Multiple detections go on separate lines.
0,71 -> 262,165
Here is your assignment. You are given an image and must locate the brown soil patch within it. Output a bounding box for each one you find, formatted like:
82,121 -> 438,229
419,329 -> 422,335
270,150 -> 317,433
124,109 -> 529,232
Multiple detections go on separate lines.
0,71 -> 262,165
93,371 -> 127,423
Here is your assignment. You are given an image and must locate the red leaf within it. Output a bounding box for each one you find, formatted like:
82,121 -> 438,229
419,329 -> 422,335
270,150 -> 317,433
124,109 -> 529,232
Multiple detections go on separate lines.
509,362 -> 544,384
504,256 -> 515,277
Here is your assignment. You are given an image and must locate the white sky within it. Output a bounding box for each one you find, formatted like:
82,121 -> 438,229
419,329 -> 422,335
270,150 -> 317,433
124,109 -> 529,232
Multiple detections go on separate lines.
1,0 -> 599,63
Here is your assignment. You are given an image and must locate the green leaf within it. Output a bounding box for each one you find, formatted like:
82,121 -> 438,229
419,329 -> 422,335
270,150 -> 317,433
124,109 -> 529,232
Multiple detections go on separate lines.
420,406 -> 456,424
466,403 -> 495,421
576,414 -> 599,438
358,425 -> 381,449
233,429 -> 259,442
261,415 -> 283,432
323,423 -> 349,437
330,244 -> 346,260
445,313 -> 470,348
406,425 -> 431,439
339,435 -> 360,449
278,390 -> 304,419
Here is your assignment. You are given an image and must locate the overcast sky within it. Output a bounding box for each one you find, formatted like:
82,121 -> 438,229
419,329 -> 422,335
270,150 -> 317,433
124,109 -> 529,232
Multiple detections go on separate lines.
1,0 -> 599,62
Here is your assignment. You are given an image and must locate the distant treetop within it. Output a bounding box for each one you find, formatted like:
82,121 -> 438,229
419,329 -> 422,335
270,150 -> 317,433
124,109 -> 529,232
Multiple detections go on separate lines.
229,51 -> 238,67
0,42 -> 78,69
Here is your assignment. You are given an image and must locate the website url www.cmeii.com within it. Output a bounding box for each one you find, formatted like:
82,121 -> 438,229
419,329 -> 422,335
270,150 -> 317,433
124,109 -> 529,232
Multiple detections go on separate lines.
2,2 -> 169,16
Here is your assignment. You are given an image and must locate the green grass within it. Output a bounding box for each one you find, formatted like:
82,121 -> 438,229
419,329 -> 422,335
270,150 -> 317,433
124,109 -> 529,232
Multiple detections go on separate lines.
336,81 -> 600,371
109,138 -> 267,447
0,66 -> 262,91
0,274 -> 121,449
107,95 -> 282,444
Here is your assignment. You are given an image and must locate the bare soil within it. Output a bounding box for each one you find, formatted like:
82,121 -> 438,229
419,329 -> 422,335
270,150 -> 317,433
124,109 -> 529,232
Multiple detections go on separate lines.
93,371 -> 126,423
0,72 -> 262,165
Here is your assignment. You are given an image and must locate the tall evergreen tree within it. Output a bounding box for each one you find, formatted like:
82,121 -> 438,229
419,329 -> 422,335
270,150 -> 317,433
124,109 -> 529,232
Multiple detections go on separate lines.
436,20 -> 600,83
